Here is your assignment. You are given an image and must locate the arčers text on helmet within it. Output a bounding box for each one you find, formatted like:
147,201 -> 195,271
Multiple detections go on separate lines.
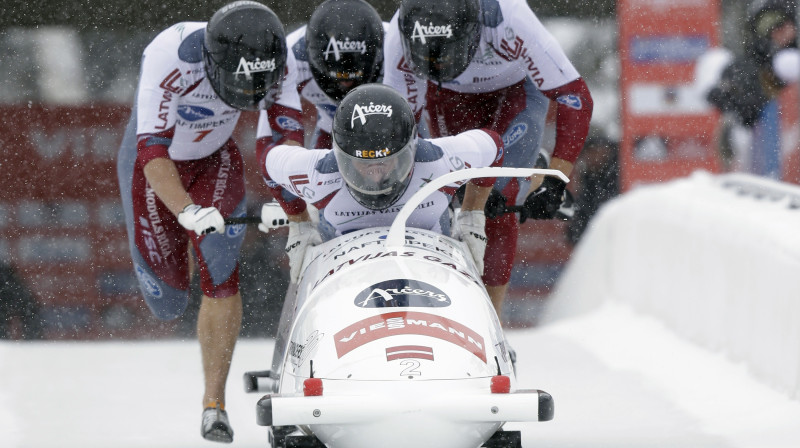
324,37 -> 368,60
350,102 -> 393,127
234,57 -> 277,79
411,21 -> 454,43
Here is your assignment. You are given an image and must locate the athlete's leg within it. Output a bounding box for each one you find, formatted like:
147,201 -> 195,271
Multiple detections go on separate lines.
486,284 -> 510,321
194,216 -> 246,410
186,143 -> 247,442
198,291 -> 242,408
482,203 -> 519,321
483,81 -> 549,323
195,227 -> 244,444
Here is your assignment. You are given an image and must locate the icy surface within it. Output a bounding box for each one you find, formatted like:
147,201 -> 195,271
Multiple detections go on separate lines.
1,305 -> 799,448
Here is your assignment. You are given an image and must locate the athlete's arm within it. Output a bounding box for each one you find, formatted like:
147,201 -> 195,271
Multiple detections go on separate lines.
142,157 -> 193,216
461,183 -> 493,212
540,78 -> 593,172
255,88 -> 307,217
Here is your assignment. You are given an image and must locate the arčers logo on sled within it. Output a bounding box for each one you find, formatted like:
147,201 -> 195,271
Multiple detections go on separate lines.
234,57 -> 277,78
354,279 -> 451,308
350,102 -> 393,127
410,21 -> 454,43
324,37 -> 367,61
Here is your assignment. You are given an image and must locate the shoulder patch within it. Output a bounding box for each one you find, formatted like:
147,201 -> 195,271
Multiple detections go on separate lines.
178,29 -> 205,63
315,151 -> 340,174
277,116 -> 303,131
479,0 -> 503,28
293,37 -> 309,62
415,139 -> 444,162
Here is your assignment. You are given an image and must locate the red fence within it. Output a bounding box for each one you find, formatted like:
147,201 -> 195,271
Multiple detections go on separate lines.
0,105 -> 272,338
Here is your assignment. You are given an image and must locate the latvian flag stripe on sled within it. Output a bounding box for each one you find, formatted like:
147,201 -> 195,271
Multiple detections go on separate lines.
385,345 -> 434,361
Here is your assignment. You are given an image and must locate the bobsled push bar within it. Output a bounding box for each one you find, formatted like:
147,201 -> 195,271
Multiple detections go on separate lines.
224,202 -> 289,227
386,167 -> 568,248
255,388 -> 554,427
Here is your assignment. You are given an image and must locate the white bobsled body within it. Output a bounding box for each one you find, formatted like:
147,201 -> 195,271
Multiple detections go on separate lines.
249,168 -> 562,448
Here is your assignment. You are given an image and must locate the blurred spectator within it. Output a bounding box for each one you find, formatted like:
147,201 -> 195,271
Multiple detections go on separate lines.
566,133 -> 619,245
704,0 -> 798,179
0,263 -> 43,339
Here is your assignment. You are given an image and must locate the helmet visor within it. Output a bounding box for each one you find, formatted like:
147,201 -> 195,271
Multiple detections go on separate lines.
310,61 -> 366,103
334,138 -> 416,209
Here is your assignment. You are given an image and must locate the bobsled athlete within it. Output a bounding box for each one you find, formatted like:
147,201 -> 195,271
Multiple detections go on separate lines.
261,83 -> 505,284
286,0 -> 386,148
383,0 -> 593,326
116,1 -> 303,443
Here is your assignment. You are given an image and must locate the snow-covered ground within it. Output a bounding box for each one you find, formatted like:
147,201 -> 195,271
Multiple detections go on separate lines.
2,303 -> 799,448
2,172 -> 799,447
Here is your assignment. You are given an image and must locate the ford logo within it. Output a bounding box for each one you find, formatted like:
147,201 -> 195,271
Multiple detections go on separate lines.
226,219 -> 246,238
318,103 -> 338,118
503,123 -> 528,148
135,264 -> 162,298
177,105 -> 214,121
277,116 -> 303,131
556,94 -> 582,110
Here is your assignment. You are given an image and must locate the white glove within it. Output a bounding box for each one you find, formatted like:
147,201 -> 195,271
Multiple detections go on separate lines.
258,202 -> 289,233
177,204 -> 225,235
454,209 -> 487,275
285,221 -> 322,283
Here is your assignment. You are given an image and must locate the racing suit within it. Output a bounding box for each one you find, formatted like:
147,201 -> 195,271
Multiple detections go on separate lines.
383,0 -> 593,287
262,129 -> 504,240
118,21 -> 304,318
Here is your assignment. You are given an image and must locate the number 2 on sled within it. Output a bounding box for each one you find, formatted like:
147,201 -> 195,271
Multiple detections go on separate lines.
399,360 -> 422,377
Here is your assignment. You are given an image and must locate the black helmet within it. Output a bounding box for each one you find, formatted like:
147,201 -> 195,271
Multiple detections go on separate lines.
333,84 -> 417,210
306,0 -> 385,103
204,1 -> 287,110
398,0 -> 481,83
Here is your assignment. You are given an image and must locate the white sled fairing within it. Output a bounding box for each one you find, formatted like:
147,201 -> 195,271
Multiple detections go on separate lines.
285,227 -> 511,383
271,227 -> 528,448
250,168 -> 564,448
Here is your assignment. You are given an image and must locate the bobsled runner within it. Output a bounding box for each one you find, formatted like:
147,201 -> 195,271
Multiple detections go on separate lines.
244,168 -> 564,448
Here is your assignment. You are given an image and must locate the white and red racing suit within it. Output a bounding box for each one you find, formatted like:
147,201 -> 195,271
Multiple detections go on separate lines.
285,23 -> 391,150
262,129 -> 504,240
118,21 -> 304,319
383,0 -> 593,286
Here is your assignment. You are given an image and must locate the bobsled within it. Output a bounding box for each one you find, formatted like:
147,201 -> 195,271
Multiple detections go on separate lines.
244,168 -> 565,448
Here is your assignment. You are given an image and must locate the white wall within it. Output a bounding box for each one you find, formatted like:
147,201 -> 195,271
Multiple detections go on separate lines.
545,171 -> 800,399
